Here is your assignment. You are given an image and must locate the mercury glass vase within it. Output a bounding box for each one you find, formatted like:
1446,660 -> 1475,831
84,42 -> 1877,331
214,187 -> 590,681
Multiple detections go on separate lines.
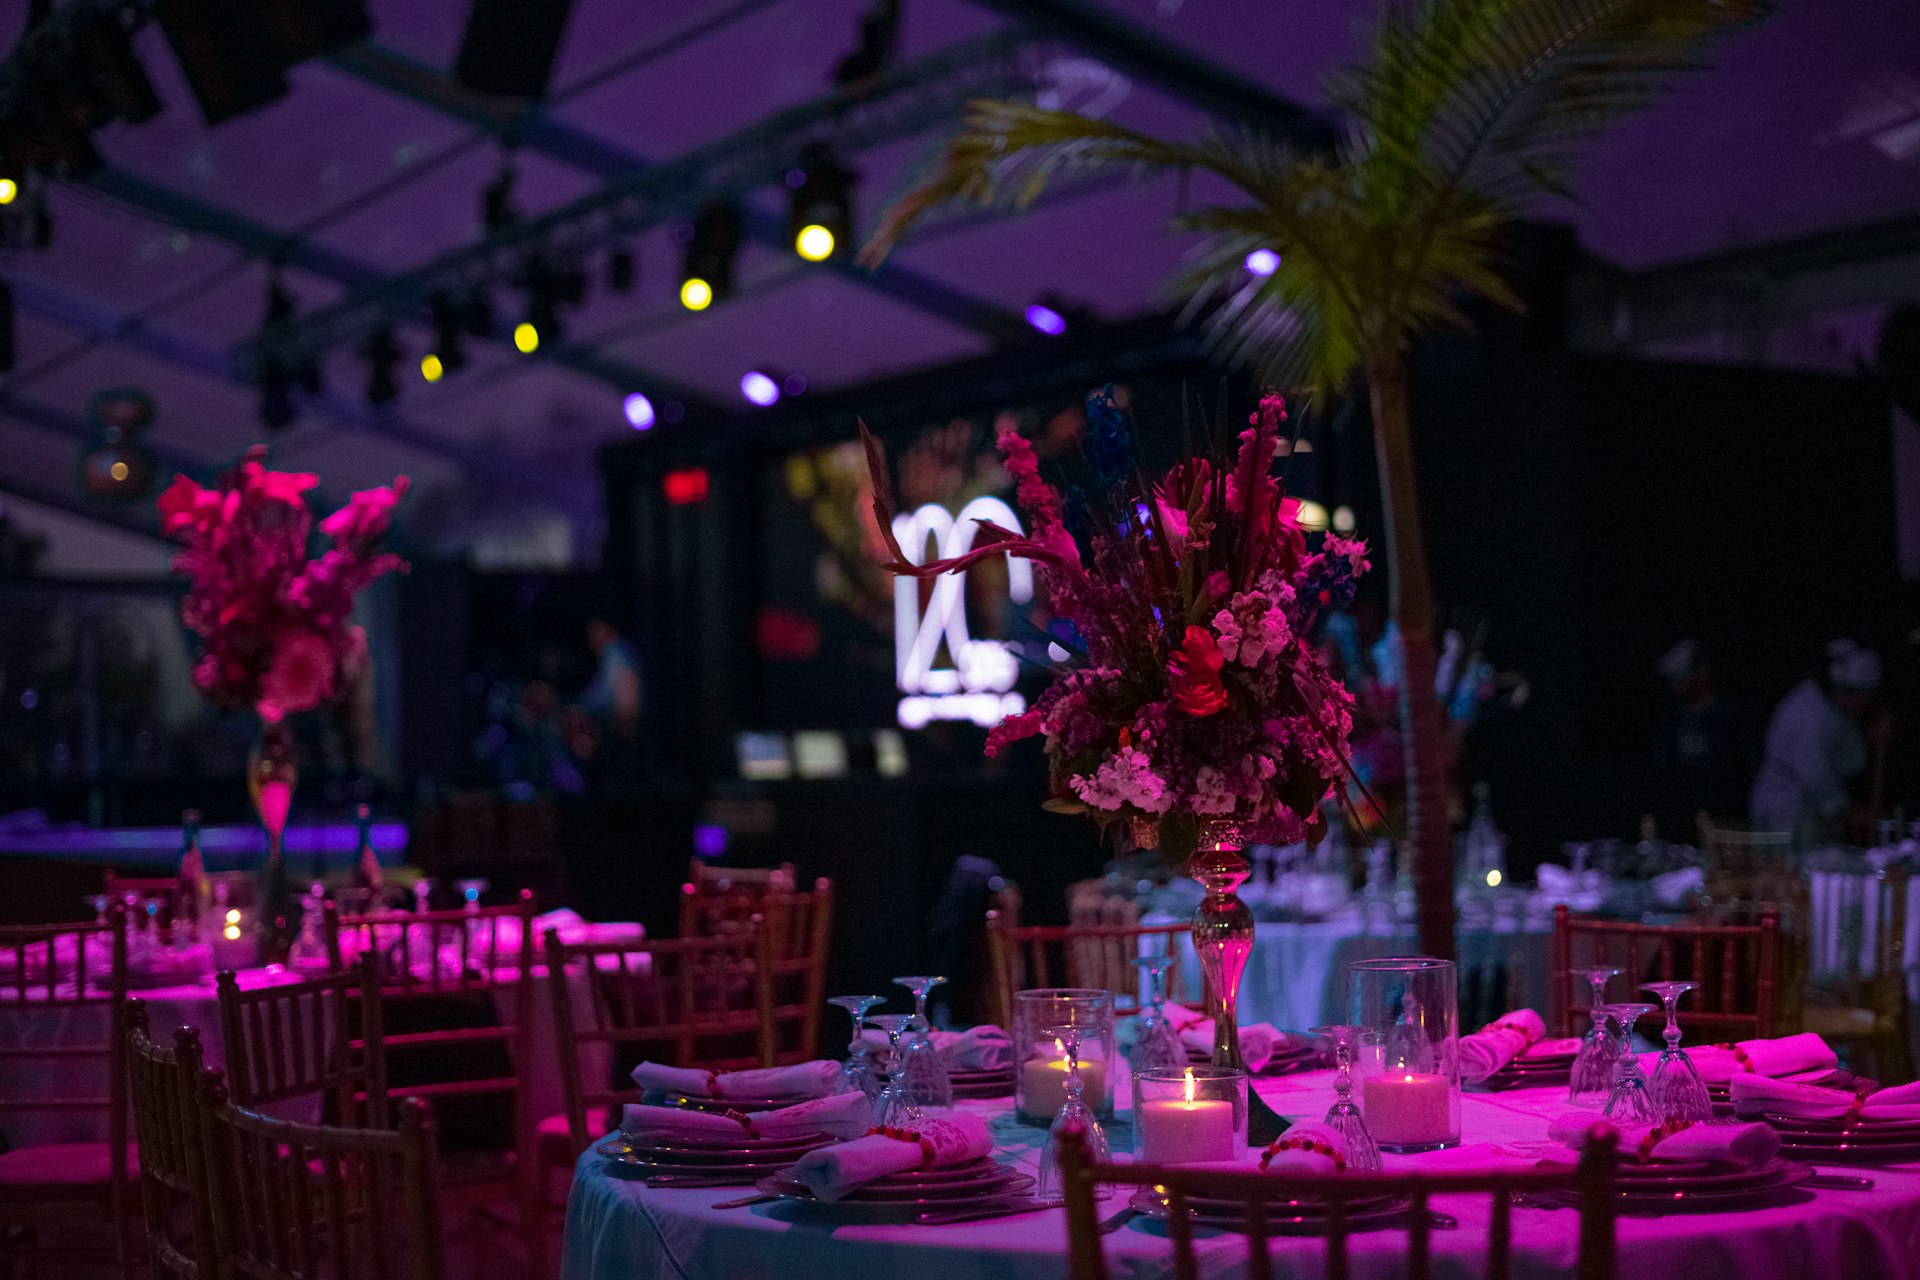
1188,820 -> 1285,1143
248,718 -> 300,962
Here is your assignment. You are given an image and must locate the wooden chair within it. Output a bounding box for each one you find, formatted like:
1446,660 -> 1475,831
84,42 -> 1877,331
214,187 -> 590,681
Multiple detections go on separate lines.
1057,1121 -> 1620,1280
527,925 -> 777,1273
0,906 -> 133,1275
985,908 -> 1190,1030
1804,855 -> 1913,1082
1698,813 -> 1797,901
1550,904 -> 1783,1040
196,1070 -> 447,1280
684,859 -> 795,897
126,1001 -> 217,1280
678,878 -> 832,1062
216,956 -> 391,1129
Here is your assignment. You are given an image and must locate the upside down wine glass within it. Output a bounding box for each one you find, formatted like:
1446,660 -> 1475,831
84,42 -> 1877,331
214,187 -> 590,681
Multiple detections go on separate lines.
867,1014 -> 918,1126
829,995 -> 885,1102
893,975 -> 953,1109
1035,1024 -> 1110,1200
1602,1003 -> 1660,1124
1569,966 -> 1622,1107
1309,1025 -> 1382,1173
1642,981 -> 1712,1123
1128,956 -> 1188,1076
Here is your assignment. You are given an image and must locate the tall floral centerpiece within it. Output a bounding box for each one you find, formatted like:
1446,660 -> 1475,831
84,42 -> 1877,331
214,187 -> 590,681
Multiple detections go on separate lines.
865,390 -> 1367,1103
160,447 -> 408,951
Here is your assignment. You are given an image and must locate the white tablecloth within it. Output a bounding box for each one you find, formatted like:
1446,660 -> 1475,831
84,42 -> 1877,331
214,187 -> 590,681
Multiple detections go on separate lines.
1807,869 -> 1920,1001
562,1067 -> 1920,1280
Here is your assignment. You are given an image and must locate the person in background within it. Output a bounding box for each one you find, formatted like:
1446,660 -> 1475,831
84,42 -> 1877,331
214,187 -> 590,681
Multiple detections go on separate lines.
1750,639 -> 1884,843
582,617 -> 643,790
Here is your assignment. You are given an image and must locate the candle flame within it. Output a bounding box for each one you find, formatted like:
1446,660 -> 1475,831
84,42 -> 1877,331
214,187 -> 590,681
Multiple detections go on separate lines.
1183,1066 -> 1196,1104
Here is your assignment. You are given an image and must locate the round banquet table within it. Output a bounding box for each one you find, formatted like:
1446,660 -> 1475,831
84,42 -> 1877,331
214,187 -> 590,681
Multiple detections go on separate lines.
561,1066 -> 1920,1280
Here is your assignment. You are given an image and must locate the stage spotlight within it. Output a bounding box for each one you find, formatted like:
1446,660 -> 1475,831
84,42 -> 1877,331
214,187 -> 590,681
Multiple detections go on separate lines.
80,388 -> 157,501
1332,505 -> 1356,534
1244,248 -> 1281,276
623,393 -> 655,430
428,293 -> 467,374
833,0 -> 900,88
681,201 -> 740,307
482,163 -> 517,230
788,151 -> 855,262
0,180 -> 15,206
513,321 -> 540,354
740,371 -> 780,407
1024,303 -> 1067,336
420,353 -> 444,383
259,367 -> 294,428
607,244 -> 636,292
362,329 -> 400,404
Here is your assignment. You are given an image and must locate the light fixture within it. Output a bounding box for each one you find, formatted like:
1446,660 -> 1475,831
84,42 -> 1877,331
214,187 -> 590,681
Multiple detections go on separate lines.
513,321 -> 540,354
258,276 -> 297,427
788,150 -> 855,261
681,201 -> 741,306
482,162 -> 517,230
1244,248 -> 1281,276
795,224 -> 835,262
740,371 -> 780,407
428,293 -> 467,375
606,244 -> 636,292
623,392 -> 655,430
1293,498 -> 1329,532
1332,505 -> 1356,533
1024,303 -> 1067,336
0,179 -> 16,205
420,353 -> 444,383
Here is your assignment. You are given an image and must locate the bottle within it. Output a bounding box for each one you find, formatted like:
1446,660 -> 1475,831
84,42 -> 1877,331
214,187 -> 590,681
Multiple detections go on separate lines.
1464,783 -> 1506,888
176,808 -> 209,941
351,803 -> 383,899
288,882 -> 331,972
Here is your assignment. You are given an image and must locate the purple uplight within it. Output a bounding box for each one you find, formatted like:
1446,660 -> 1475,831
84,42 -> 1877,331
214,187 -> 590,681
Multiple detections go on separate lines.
623,393 -> 655,430
740,371 -> 781,406
1244,248 -> 1281,276
1024,303 -> 1067,335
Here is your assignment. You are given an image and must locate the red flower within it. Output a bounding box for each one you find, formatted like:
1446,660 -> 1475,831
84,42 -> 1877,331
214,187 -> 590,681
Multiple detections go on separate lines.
257,627 -> 337,723
1168,625 -> 1229,717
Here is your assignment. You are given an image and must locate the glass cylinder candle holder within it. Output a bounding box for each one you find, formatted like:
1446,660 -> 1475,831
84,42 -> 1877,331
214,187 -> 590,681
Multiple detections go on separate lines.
1133,1066 -> 1248,1165
1014,988 -> 1115,1125
1350,957 -> 1461,1152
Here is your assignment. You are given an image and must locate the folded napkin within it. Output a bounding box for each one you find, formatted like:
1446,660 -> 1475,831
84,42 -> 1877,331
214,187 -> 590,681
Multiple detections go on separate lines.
631,1060 -> 841,1101
1652,865 -> 1706,907
622,1090 -> 873,1142
1547,1112 -> 1780,1168
1642,1033 -> 1837,1086
1730,1076 -> 1920,1122
1163,1006 -> 1298,1072
790,1111 -> 992,1202
857,1025 -> 1013,1072
1524,1038 -> 1584,1059
1459,1009 -> 1545,1083
1258,1122 -> 1348,1175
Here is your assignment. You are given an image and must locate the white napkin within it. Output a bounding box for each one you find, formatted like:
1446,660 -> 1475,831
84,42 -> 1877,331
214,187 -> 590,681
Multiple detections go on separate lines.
857,1025 -> 1013,1072
1730,1076 -> 1920,1122
790,1110 -> 992,1202
1524,1038 -> 1584,1059
1652,866 -> 1706,906
1642,1033 -> 1837,1086
1163,1006 -> 1298,1073
1258,1122 -> 1347,1174
622,1090 -> 873,1142
631,1060 -> 842,1100
1459,1009 -> 1545,1082
1547,1113 -> 1780,1168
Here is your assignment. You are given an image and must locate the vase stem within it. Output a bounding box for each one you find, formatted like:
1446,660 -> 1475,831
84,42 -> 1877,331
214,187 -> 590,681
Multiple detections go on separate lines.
1190,843 -> 1254,1072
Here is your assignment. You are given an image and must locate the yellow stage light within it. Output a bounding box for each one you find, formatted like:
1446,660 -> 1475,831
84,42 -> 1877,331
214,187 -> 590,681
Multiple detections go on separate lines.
680,278 -> 714,311
794,224 -> 835,262
513,323 -> 540,353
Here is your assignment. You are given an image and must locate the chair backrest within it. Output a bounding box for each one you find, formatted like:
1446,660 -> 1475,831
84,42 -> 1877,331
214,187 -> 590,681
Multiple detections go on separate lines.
323,891 -> 537,1001
544,925 -> 776,1150
215,957 -> 390,1129
1058,1122 -> 1619,1280
684,860 -> 796,898
1698,813 -> 1797,897
1807,855 -> 1910,994
0,906 -> 129,1161
126,1002 -> 216,1280
985,908 -> 1189,1029
1550,903 -> 1783,1040
196,1071 -> 446,1280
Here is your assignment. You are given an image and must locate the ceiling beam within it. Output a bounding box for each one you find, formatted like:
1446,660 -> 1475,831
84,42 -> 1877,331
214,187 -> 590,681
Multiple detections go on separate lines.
326,42 -> 1033,343
969,0 -> 1333,147
250,31 -> 1033,373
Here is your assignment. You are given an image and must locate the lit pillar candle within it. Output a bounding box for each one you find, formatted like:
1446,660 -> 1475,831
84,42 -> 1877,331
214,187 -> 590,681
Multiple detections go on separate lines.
1137,1067 -> 1237,1164
1019,1053 -> 1106,1117
1360,1072 -> 1452,1146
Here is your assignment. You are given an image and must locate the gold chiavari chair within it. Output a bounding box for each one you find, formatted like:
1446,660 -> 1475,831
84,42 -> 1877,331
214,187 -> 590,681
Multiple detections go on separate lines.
679,878 -> 833,1063
683,859 -> 796,898
215,955 -> 390,1128
1698,813 -> 1797,902
1804,855 -> 1913,1082
1550,904 -> 1783,1040
196,1070 -> 447,1280
526,925 -> 777,1275
0,905 -> 133,1275
985,908 -> 1191,1030
1058,1122 -> 1622,1280
126,1001 -> 216,1280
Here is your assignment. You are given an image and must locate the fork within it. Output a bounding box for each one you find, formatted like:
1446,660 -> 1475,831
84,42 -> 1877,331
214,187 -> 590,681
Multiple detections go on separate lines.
916,1198 -> 1068,1226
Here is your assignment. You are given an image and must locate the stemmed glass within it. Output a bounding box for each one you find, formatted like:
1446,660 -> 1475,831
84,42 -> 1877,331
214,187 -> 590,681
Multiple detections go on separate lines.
892,975 -> 946,1030
1035,1023 -> 1110,1200
828,995 -> 885,1101
892,975 -> 953,1110
1128,956 -> 1187,1076
1602,1003 -> 1660,1123
1642,982 -> 1712,1123
866,1014 -> 918,1126
1568,966 -> 1622,1107
1309,1025 -> 1382,1173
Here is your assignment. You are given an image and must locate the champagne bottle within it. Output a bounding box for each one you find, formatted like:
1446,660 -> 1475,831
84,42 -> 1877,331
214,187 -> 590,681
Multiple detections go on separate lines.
351,803 -> 383,897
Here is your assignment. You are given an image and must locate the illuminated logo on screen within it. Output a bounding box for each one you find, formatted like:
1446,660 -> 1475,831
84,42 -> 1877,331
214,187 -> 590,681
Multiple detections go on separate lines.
892,498 -> 1032,730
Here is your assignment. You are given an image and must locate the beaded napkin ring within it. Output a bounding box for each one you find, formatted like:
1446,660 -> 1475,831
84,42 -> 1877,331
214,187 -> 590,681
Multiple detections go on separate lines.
1710,1043 -> 1756,1072
1633,1118 -> 1693,1162
724,1109 -> 758,1137
867,1124 -> 937,1166
1259,1136 -> 1346,1172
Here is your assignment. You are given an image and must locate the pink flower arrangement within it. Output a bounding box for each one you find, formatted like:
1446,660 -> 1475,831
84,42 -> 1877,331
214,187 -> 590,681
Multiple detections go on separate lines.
159,446 -> 409,723
864,391 -> 1368,863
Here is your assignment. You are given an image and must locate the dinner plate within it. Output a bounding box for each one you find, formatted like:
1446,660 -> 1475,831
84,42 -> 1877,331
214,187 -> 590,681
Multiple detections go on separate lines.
1534,1159 -> 1813,1212
659,1092 -> 819,1113
1775,1140 -> 1920,1164
1762,1113 -> 1920,1137
598,1149 -> 807,1178
754,1165 -> 1033,1209
622,1127 -> 832,1151
602,1138 -> 832,1165
1136,1188 -> 1412,1235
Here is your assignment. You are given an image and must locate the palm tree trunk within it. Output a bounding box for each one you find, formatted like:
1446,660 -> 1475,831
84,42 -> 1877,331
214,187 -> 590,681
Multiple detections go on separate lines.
1368,356 -> 1456,960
